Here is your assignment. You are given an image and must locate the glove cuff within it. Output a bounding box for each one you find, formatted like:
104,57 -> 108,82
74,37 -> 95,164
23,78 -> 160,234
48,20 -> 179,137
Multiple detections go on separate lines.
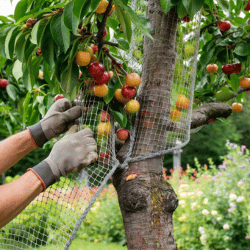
27,160 -> 56,191
27,122 -> 48,148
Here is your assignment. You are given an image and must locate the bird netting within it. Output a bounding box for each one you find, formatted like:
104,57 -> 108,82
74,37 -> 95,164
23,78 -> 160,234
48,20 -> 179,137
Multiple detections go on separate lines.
0,4 -> 201,250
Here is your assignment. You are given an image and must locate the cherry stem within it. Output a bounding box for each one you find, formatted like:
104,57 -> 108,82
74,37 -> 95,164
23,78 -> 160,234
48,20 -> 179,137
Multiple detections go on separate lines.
226,47 -> 229,64
104,51 -> 128,75
114,69 -> 124,88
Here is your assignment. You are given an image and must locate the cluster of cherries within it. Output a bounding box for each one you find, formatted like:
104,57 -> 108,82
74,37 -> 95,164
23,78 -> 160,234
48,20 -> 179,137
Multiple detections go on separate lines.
222,63 -> 241,75
88,62 -> 110,85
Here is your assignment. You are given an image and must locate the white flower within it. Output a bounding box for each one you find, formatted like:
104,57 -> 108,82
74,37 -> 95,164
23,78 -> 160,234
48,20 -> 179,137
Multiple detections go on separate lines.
236,196 -> 244,203
191,202 -> 198,210
179,200 -> 186,208
203,198 -> 208,204
228,207 -> 235,213
248,215 -> 250,220
200,234 -> 206,245
198,226 -> 205,234
202,209 -> 209,216
229,193 -> 237,201
229,202 -> 237,208
211,210 -> 218,216
238,180 -> 244,187
196,189 -> 203,197
223,224 -> 230,230
217,217 -> 222,221
179,192 -> 187,198
179,184 -> 189,190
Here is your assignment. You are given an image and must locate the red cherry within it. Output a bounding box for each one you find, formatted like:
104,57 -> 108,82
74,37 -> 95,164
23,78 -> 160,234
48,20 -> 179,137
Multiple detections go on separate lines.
244,0 -> 250,11
0,79 -> 9,88
91,44 -> 98,54
121,85 -> 136,99
218,21 -> 231,32
222,64 -> 234,75
182,16 -> 190,22
209,118 -> 215,123
100,111 -> 110,122
233,63 -> 241,74
116,128 -> 130,141
103,29 -> 107,38
99,151 -> 110,162
88,62 -> 105,77
54,94 -> 65,102
94,71 -> 110,85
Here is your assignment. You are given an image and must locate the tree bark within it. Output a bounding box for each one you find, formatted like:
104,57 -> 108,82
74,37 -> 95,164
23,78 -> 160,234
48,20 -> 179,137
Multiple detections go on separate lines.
113,1 -> 179,249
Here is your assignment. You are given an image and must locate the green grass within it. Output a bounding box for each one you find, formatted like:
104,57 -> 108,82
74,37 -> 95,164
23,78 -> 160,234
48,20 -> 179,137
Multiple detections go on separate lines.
26,239 -> 127,250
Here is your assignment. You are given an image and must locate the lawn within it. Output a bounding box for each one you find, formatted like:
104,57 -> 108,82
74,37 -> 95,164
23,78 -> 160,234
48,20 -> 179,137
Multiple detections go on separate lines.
25,239 -> 127,250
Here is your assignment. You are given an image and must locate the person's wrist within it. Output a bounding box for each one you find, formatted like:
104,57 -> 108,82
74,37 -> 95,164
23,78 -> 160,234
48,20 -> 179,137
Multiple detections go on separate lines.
27,160 -> 56,191
27,122 -> 48,148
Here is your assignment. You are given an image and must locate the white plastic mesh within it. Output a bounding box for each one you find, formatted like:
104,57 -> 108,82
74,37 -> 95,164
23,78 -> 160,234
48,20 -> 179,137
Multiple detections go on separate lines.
0,4 -> 201,250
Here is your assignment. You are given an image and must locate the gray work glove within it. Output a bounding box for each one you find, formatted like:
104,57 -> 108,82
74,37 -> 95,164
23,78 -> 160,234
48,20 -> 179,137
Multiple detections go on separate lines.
27,98 -> 82,147
28,126 -> 98,190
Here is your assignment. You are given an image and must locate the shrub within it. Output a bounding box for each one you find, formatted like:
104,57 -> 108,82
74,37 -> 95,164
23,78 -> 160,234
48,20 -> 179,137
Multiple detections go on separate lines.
169,140 -> 250,250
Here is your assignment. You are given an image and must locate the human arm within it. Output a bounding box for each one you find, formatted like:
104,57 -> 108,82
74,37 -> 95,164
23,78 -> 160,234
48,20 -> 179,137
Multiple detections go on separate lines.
0,126 -> 98,228
0,129 -> 37,175
0,170 -> 43,228
0,98 -> 82,175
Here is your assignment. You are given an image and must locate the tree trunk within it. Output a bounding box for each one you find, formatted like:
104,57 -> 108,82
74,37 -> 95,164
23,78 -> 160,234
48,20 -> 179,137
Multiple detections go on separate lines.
113,1 -> 179,249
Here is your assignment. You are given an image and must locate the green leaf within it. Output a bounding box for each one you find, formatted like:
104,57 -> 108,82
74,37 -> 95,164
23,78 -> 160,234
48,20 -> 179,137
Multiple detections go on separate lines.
60,62 -> 79,94
160,0 -> 176,15
117,1 -> 153,41
64,0 -> 79,35
6,84 -> 18,101
15,31 -> 31,62
29,103 -> 40,125
0,25 -> 15,57
5,26 -> 19,60
30,18 -> 48,45
182,0 -> 191,10
217,0 -> 230,14
229,74 -> 240,92
73,0 -> 88,18
118,105 -> 127,127
110,109 -> 125,127
50,14 -> 70,53
23,92 -> 31,124
91,0 -> 102,12
103,77 -> 121,104
234,43 -> 250,56
41,24 -> 55,70
188,0 -> 205,19
114,2 -> 132,43
14,0 -> 28,22
12,60 -> 23,81
233,17 -> 245,25
200,48 -> 215,67
177,1 -> 188,18
115,36 -> 129,51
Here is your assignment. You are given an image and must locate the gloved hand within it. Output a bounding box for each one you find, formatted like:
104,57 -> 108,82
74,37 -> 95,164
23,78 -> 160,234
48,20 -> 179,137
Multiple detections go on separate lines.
28,126 -> 98,190
27,98 -> 82,147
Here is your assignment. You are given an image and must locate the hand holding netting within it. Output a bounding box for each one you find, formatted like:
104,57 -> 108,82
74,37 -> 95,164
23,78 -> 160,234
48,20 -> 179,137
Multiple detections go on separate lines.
28,98 -> 82,147
28,126 -> 98,190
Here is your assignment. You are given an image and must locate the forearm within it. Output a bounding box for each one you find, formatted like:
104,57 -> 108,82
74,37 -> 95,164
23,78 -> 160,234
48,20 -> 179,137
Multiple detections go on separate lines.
0,170 -> 43,228
0,129 -> 37,175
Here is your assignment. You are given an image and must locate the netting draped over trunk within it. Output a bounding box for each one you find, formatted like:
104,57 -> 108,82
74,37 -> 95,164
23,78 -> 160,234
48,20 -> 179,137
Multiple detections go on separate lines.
0,3 -> 201,249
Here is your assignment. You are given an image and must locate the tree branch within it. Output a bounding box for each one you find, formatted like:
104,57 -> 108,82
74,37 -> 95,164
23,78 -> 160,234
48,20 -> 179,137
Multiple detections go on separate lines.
191,103 -> 232,129
200,20 -> 219,34
104,50 -> 128,75
96,0 -> 113,52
